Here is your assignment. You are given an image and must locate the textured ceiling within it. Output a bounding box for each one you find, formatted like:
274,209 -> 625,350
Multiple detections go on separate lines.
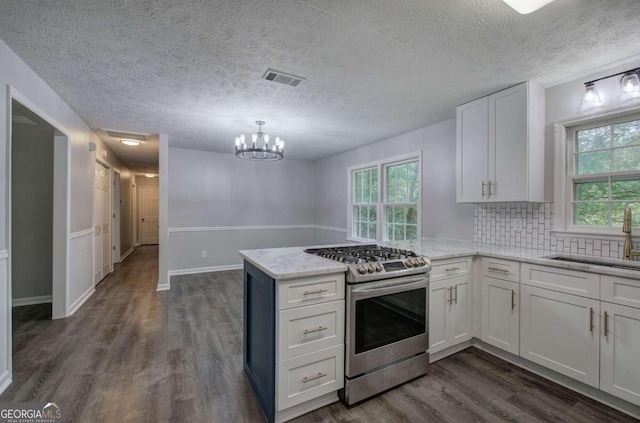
1,0 -> 640,164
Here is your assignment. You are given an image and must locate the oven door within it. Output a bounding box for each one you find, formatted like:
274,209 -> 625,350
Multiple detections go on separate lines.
346,275 -> 428,378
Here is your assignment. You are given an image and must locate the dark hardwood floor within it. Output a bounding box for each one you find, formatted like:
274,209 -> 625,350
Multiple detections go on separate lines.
2,246 -> 637,422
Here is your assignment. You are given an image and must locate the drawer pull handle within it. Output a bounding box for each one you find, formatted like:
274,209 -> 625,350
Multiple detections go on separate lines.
303,289 -> 328,296
604,311 -> 608,337
445,267 -> 460,271
303,326 -> 328,334
589,307 -> 594,332
511,290 -> 515,310
482,181 -> 486,197
303,372 -> 327,383
488,266 -> 509,274
447,287 -> 452,305
488,180 -> 493,197
453,285 -> 458,304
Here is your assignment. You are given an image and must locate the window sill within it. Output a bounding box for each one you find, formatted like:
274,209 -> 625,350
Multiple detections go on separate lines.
551,230 -> 639,241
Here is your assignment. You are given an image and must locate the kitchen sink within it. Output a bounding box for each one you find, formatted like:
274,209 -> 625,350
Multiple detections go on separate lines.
545,254 -> 640,272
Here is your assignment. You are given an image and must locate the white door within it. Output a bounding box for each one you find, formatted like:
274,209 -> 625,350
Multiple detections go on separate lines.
520,285 -> 600,388
600,302 -> 640,406
429,279 -> 451,354
139,186 -> 159,244
112,171 -> 120,263
481,277 -> 520,355
449,276 -> 472,345
456,97 -> 488,203
488,82 -> 528,201
94,162 -> 111,284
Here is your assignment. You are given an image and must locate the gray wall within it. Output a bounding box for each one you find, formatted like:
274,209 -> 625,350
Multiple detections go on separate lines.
313,118 -> 474,242
11,116 -> 54,301
168,147 -> 317,271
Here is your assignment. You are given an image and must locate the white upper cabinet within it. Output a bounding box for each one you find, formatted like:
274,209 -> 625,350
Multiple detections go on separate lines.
456,82 -> 545,203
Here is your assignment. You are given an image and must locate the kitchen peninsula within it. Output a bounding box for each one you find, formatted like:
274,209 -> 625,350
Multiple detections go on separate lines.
241,239 -> 640,422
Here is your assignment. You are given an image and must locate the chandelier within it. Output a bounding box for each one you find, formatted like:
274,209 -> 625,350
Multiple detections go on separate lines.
234,120 -> 284,161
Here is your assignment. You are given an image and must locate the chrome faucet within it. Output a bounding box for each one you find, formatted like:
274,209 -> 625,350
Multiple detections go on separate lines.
623,206 -> 640,261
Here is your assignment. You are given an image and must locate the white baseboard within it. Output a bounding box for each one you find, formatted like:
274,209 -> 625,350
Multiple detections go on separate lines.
156,283 -> 170,291
0,370 -> 11,395
120,247 -> 134,261
67,286 -> 95,316
12,295 -> 52,307
168,264 -> 243,277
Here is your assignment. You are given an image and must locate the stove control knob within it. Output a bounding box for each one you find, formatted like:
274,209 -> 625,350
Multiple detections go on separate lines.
375,263 -> 383,272
367,263 -> 375,273
415,258 -> 423,267
357,265 -> 367,274
418,257 -> 426,266
405,259 -> 413,268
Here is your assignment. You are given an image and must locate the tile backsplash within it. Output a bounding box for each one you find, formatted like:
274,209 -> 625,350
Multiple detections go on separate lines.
473,202 -> 638,260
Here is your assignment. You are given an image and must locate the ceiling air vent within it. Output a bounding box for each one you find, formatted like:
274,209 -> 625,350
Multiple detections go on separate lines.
101,129 -> 149,141
262,69 -> 305,87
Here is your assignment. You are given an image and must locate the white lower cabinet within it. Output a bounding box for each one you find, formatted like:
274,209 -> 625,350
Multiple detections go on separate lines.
481,277 -> 519,355
429,275 -> 471,355
600,302 -> 640,406
520,284 -> 600,388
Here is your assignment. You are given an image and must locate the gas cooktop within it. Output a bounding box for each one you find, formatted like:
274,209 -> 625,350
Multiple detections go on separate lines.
304,244 -> 431,283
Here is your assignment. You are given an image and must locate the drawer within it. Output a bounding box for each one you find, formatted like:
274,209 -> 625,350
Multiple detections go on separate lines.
521,263 -> 600,299
430,257 -> 472,281
601,275 -> 640,308
278,273 -> 345,310
277,345 -> 344,411
278,300 -> 344,360
482,257 -> 520,283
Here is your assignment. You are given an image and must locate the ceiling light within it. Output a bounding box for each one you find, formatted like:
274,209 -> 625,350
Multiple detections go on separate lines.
234,121 -> 284,161
582,82 -> 601,105
502,0 -> 555,14
120,138 -> 141,146
145,173 -> 156,178
620,72 -> 640,94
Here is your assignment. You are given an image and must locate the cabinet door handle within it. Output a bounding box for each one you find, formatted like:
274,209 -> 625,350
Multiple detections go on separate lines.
488,180 -> 493,197
303,372 -> 327,383
511,290 -> 516,310
589,307 -> 594,332
445,267 -> 460,271
604,311 -> 608,337
453,285 -> 458,305
303,288 -> 328,296
447,287 -> 452,304
303,326 -> 328,334
481,181 -> 486,197
488,266 -> 509,274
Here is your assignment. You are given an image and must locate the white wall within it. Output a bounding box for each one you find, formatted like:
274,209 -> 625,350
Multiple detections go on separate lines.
313,118 -> 475,243
11,116 -> 54,303
167,147 -> 318,273
0,38 -> 130,392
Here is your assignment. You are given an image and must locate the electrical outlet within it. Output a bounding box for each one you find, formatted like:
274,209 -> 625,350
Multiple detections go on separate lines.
512,218 -> 523,232
201,251 -> 207,258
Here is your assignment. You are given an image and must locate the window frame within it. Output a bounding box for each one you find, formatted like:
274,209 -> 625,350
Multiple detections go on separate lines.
555,108 -> 640,235
347,152 -> 422,243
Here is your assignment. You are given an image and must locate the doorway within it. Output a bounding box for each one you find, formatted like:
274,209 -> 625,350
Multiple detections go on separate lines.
139,186 -> 159,244
94,161 -> 112,285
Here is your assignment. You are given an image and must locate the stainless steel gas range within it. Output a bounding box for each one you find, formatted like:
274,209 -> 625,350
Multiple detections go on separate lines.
304,245 -> 432,405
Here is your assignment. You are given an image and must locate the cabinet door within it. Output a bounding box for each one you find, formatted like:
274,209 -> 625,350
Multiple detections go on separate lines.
601,302 -> 640,406
456,97 -> 488,203
429,279 -> 451,354
488,83 -> 528,201
520,285 -> 600,387
481,277 -> 519,355
450,276 -> 472,345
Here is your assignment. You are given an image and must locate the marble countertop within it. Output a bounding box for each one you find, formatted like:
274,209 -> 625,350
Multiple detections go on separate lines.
239,239 -> 640,281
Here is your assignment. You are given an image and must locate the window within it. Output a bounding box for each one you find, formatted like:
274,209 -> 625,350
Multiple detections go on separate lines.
566,115 -> 640,230
349,153 -> 421,242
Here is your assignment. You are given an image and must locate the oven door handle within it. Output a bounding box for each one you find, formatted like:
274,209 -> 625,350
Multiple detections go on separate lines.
350,276 -> 428,299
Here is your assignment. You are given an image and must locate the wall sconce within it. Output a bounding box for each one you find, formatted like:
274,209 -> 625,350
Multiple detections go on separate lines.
582,67 -> 640,104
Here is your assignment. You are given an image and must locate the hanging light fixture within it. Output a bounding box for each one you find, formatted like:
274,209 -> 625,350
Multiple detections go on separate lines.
582,82 -> 601,104
234,121 -> 284,161
502,0 -> 555,14
120,138 -> 141,146
620,71 -> 640,95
